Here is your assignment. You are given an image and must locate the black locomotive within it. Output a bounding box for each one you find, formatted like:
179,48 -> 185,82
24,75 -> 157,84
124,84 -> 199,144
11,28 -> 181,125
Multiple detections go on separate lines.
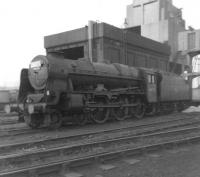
7,53 -> 190,128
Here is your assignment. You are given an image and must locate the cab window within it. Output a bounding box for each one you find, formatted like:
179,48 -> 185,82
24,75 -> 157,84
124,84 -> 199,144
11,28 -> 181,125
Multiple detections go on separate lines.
148,74 -> 156,84
148,75 -> 151,83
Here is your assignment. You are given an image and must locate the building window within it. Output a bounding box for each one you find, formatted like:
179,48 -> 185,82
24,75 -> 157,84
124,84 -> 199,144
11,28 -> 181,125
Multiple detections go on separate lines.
188,32 -> 196,50
62,46 -> 84,60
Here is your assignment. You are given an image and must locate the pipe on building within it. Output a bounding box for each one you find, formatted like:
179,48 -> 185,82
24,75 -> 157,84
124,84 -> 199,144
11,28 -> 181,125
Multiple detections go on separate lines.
88,21 -> 94,62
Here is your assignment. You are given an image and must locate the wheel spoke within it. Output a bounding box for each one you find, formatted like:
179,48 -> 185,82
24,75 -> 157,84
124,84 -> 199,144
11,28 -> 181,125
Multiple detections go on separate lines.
133,98 -> 145,119
113,106 -> 128,121
113,97 -> 128,121
49,112 -> 62,129
92,107 -> 109,124
74,114 -> 87,125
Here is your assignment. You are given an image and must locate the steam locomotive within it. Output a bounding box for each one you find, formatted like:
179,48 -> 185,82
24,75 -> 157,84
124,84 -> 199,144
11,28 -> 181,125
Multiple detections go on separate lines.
6,53 -> 191,128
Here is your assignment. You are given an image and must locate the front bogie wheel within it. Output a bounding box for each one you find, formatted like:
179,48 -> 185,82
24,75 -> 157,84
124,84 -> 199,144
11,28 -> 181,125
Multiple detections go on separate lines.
74,114 -> 88,125
24,113 -> 43,129
49,112 -> 63,129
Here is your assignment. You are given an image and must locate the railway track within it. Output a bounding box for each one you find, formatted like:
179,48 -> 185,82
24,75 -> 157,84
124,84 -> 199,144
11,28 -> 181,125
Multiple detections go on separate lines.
0,112 -> 198,138
0,115 -> 199,156
0,113 -> 17,117
0,115 -> 18,125
1,124 -> 200,176
0,119 -> 18,126
0,112 -> 199,175
0,113 -> 199,151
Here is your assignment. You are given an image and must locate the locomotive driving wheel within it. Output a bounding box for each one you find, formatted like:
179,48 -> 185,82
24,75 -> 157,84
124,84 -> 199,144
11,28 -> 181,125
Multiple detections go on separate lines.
74,114 -> 88,125
133,98 -> 145,119
91,107 -> 109,124
24,113 -> 43,129
112,97 -> 129,121
49,112 -> 62,129
91,98 -> 110,124
18,112 -> 25,122
146,104 -> 157,116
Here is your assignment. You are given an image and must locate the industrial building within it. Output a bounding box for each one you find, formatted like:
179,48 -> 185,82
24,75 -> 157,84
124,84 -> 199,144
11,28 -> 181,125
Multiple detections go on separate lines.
125,0 -> 200,76
0,90 -> 18,111
44,22 -> 170,71
44,0 -> 200,77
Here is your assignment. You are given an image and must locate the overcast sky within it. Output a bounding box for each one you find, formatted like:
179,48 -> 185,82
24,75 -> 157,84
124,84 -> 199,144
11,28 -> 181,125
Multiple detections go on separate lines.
0,0 -> 199,87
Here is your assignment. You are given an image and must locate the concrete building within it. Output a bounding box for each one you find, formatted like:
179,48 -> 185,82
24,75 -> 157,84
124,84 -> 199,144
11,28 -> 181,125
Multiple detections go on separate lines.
44,22 -> 170,71
179,30 -> 200,87
125,0 -> 188,74
178,30 -> 200,53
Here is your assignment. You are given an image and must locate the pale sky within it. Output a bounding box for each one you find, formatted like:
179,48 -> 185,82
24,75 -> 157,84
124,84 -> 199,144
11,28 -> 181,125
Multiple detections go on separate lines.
0,0 -> 199,87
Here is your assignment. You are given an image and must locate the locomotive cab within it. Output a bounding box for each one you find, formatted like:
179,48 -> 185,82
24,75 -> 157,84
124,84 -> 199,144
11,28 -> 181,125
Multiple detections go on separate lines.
145,72 -> 157,103
139,68 -> 160,115
140,69 -> 158,103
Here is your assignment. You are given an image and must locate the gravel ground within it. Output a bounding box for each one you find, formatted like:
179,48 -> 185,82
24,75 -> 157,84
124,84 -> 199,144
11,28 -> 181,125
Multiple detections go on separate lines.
2,124 -> 200,172
0,113 -> 17,118
0,112 -> 199,154
69,143 -> 200,177
0,122 -> 25,131
1,111 -> 200,175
